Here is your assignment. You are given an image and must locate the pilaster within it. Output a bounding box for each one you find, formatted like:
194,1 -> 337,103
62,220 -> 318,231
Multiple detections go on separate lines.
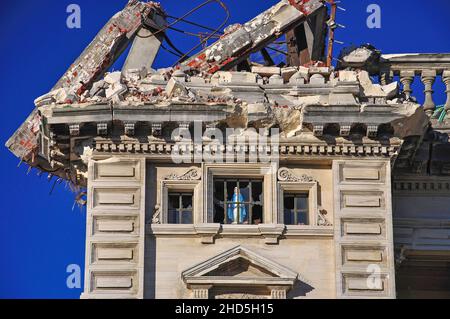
81,157 -> 146,299
332,160 -> 396,298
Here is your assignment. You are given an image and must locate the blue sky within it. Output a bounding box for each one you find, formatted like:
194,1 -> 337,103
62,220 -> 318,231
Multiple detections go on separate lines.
0,0 -> 449,299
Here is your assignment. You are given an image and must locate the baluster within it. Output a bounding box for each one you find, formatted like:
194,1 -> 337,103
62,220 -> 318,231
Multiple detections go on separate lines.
443,70 -> 450,118
379,68 -> 393,86
421,70 -> 437,115
400,70 -> 414,101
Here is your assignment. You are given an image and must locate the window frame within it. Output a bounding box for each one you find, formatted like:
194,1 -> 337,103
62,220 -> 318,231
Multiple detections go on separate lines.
213,177 -> 264,225
204,164 -> 278,224
168,192 -> 194,225
278,181 -> 318,226
283,192 -> 310,226
161,180 -> 201,224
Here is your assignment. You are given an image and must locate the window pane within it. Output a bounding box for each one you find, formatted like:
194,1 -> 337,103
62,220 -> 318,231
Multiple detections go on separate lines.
227,181 -> 238,201
284,196 -> 294,210
168,209 -> 178,224
214,204 -> 225,223
181,211 -> 193,224
284,209 -> 294,225
214,179 -> 264,225
214,181 -> 224,201
168,195 -> 180,209
239,185 -> 250,203
296,195 -> 308,211
181,195 -> 193,210
242,204 -> 250,224
253,204 -> 263,224
297,211 -> 309,225
284,193 -> 309,225
252,182 -> 263,203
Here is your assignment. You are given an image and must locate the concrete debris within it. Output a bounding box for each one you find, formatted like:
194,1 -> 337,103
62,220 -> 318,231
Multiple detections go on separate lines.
309,66 -> 331,76
172,70 -> 187,82
338,70 -> 357,82
6,0 -> 433,182
149,73 -> 166,83
105,82 -> 128,100
165,78 -> 189,98
35,88 -> 78,106
211,72 -> 257,85
269,74 -> 284,85
272,106 -> 302,138
89,80 -> 108,97
30,61 -> 409,108
382,82 -> 399,100
309,74 -> 326,85
298,66 -> 310,78
122,67 -> 149,83
226,102 -> 248,129
338,44 -> 381,70
104,71 -> 123,85
281,66 -> 298,82
358,70 -> 386,98
251,66 -> 281,78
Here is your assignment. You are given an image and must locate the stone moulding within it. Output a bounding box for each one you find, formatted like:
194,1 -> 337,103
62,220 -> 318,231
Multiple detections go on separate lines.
278,167 -> 315,182
147,224 -> 333,245
94,140 -> 401,158
181,245 -> 304,288
164,168 -> 202,181
393,178 -> 450,195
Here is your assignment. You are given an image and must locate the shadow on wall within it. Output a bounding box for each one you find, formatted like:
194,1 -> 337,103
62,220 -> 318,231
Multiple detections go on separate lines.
288,280 -> 315,299
144,164 -> 157,299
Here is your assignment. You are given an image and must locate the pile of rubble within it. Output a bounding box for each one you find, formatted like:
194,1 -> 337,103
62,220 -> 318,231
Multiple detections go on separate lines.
34,52 -> 405,109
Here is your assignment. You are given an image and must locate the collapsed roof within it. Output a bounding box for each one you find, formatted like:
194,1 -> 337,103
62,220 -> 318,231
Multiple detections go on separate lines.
5,0 -> 450,190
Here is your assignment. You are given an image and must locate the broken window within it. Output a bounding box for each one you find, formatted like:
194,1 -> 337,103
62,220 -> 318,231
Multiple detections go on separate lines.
213,178 -> 263,225
283,193 -> 309,225
168,193 -> 193,224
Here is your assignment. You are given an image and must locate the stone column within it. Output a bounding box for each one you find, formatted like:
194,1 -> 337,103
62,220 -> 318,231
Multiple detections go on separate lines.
421,70 -> 437,116
443,71 -> 450,118
379,68 -> 393,86
400,71 -> 414,101
333,160 -> 396,298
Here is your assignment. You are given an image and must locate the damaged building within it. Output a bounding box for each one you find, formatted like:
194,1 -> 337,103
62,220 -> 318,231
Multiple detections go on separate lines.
6,0 -> 450,299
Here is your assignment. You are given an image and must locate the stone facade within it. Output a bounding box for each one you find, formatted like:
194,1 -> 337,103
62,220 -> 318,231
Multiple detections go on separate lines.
6,0 -> 450,299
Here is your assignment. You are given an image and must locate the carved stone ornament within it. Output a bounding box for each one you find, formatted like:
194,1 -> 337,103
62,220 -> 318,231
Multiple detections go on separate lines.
317,208 -> 332,226
152,204 -> 161,224
278,167 -> 315,183
165,168 -> 201,181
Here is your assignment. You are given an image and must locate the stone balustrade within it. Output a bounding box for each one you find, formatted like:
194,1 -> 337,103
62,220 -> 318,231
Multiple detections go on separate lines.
375,54 -> 450,118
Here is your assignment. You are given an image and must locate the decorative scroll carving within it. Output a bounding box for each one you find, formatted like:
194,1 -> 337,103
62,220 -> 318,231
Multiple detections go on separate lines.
152,204 -> 161,224
165,168 -> 201,181
317,208 -> 332,226
278,168 -> 315,183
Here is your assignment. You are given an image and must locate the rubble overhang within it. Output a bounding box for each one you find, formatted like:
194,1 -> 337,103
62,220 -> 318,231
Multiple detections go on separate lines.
6,0 -> 449,189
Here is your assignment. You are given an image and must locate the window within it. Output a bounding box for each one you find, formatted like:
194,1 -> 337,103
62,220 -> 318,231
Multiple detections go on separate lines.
213,178 -> 263,225
168,192 -> 193,224
283,193 -> 309,225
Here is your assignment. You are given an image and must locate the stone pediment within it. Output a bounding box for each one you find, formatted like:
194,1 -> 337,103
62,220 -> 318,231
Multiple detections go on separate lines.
182,246 -> 304,288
